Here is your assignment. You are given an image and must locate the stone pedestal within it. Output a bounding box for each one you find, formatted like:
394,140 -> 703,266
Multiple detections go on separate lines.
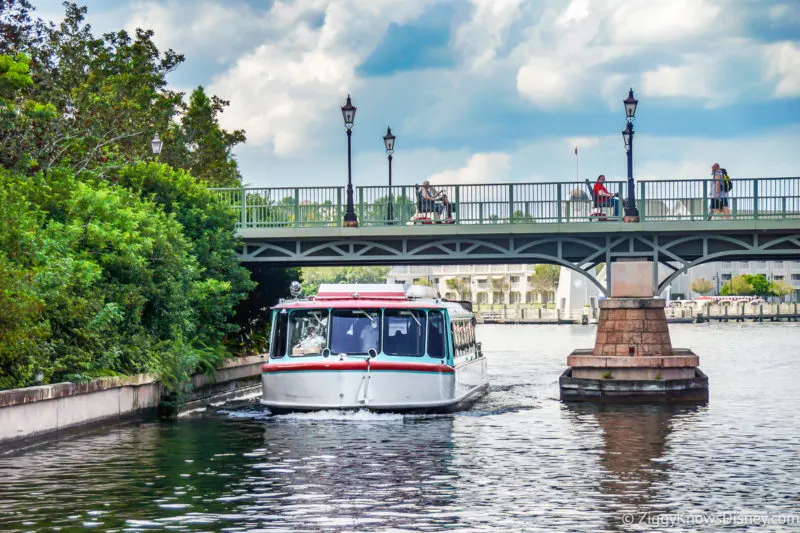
559,298 -> 708,404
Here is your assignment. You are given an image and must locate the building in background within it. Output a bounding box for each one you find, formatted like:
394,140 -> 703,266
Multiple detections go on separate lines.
663,260 -> 800,301
386,265 -> 558,308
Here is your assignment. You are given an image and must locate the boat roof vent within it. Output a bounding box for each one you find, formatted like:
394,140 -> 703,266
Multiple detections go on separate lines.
405,284 -> 440,300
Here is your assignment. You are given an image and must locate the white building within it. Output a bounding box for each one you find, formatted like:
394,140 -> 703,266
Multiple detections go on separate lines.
554,267 -> 603,312
386,265 -> 557,307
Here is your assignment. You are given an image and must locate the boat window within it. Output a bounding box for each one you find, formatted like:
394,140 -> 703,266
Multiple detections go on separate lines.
288,309 -> 329,356
427,311 -> 445,359
383,309 -> 427,357
330,309 -> 380,355
271,311 -> 288,358
451,319 -> 474,358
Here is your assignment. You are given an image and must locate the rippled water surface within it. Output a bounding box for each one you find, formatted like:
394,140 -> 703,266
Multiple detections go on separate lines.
2,323 -> 800,532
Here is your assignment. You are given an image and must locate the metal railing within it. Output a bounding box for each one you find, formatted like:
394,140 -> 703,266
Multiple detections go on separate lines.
212,177 -> 800,228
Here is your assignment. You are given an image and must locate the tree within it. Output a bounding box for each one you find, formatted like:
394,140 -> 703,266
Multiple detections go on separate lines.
771,280 -> 793,300
743,274 -> 771,298
690,278 -> 714,295
163,86 -> 245,187
720,275 -> 754,296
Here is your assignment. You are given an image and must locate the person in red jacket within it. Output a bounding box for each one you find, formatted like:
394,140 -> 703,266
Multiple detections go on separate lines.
593,174 -> 619,217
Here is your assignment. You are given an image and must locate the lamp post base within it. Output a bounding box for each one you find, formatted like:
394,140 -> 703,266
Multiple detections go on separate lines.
343,218 -> 359,228
623,206 -> 640,223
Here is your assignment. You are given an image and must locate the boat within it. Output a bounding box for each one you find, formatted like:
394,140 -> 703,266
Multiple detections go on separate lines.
261,282 -> 488,413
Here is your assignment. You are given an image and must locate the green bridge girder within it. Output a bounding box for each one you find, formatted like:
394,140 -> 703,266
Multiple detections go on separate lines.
236,219 -> 800,296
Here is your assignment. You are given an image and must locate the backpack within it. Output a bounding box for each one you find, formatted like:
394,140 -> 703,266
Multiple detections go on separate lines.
720,168 -> 733,192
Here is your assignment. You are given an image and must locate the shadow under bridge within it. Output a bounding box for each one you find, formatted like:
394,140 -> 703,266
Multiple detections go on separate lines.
236,220 -> 800,297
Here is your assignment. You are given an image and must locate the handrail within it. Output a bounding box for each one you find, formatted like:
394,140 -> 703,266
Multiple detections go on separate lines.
211,177 -> 800,228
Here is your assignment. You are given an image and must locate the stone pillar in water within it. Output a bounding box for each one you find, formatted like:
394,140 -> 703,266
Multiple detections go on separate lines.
559,261 -> 708,403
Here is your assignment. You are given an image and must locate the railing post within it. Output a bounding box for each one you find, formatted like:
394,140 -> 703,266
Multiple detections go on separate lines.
508,184 -> 514,223
358,187 -> 364,225
702,180 -> 708,220
556,184 -> 562,223
240,188 -> 247,227
782,197 -> 787,219
479,202 -> 484,224
753,179 -> 759,220
337,188 -> 342,226
455,185 -> 460,224
294,188 -> 300,227
639,181 -> 646,222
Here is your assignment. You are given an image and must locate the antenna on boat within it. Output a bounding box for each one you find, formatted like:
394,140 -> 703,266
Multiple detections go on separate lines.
289,281 -> 302,300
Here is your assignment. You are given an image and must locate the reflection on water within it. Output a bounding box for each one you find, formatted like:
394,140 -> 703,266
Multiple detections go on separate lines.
0,323 -> 799,531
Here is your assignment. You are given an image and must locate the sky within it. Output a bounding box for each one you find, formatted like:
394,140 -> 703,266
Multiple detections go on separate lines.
34,0 -> 800,188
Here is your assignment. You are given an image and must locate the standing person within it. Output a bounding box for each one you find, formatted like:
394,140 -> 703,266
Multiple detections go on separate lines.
593,175 -> 619,217
710,163 -> 729,219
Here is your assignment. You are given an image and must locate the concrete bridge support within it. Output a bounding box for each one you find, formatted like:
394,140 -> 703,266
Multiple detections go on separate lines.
560,260 -> 708,403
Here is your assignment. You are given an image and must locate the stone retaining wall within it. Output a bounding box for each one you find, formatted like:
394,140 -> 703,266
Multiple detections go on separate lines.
0,355 -> 264,445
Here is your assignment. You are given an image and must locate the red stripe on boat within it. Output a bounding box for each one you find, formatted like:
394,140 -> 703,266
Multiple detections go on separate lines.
274,299 -> 442,309
262,360 -> 454,373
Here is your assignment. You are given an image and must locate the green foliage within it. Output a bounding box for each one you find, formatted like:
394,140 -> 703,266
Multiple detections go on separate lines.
720,274 -> 771,298
0,2 -> 286,393
771,280 -> 793,299
300,267 -> 392,296
690,277 -> 714,295
721,274 -> 754,296
744,274 -> 771,298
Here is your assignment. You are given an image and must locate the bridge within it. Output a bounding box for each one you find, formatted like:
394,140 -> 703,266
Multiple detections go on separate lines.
213,177 -> 800,296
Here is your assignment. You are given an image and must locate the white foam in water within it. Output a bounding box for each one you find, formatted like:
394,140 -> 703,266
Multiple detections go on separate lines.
274,409 -> 404,422
218,408 -> 271,420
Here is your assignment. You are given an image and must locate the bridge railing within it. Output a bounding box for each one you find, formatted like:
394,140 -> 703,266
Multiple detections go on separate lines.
212,177 -> 800,228
637,177 -> 800,221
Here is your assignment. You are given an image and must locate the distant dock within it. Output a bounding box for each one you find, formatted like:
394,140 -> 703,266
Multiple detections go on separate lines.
474,303 -> 800,325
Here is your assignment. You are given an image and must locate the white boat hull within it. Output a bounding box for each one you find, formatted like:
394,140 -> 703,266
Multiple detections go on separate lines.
261,358 -> 488,412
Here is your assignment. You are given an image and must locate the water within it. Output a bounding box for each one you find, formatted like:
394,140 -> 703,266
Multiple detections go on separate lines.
1,323 -> 800,532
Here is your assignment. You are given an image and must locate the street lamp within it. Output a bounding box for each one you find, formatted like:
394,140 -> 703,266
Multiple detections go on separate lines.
150,132 -> 163,156
383,126 -> 396,224
341,95 -> 358,227
713,273 -> 720,295
621,88 -> 639,220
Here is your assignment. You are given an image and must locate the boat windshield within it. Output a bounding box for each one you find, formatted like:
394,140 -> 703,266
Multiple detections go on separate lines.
289,309 -> 329,356
330,309 -> 380,355
383,309 -> 427,356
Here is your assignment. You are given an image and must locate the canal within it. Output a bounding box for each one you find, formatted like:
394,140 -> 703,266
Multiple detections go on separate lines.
1,322 -> 799,532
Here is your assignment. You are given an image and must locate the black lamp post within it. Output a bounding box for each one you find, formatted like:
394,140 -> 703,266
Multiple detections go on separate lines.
622,88 -> 639,219
383,126 -> 395,224
341,95 -> 358,227
150,132 -> 163,156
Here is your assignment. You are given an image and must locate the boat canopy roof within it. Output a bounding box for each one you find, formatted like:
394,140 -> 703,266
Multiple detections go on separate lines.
274,283 -> 472,317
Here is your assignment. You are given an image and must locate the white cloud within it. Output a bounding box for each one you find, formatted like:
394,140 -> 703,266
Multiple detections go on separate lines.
641,58 -> 715,100
555,0 -> 590,28
507,0 -> 767,109
454,0 -> 523,70
568,137 -> 599,150
204,0 -> 433,155
516,57 -> 576,107
608,0 -> 720,46
427,153 -> 512,184
766,41 -> 800,98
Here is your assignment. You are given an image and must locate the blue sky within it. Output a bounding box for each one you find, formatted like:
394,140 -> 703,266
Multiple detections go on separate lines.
35,0 -> 800,187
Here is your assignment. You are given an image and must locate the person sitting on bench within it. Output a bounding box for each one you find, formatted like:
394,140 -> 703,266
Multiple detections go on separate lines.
420,180 -> 452,220
593,174 -> 619,217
